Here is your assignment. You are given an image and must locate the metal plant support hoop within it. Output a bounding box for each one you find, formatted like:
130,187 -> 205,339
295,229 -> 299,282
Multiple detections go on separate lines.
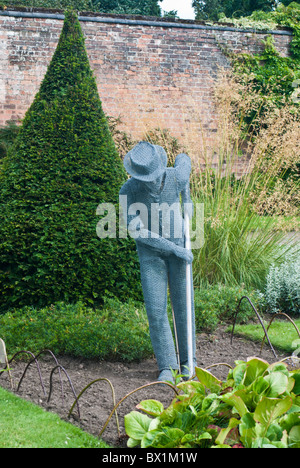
260,312 -> 300,354
16,349 -> 63,397
48,364 -> 80,417
68,377 -> 119,432
98,381 -> 179,438
0,349 -> 77,412
205,362 -> 233,371
231,295 -> 278,358
2,350 -> 46,396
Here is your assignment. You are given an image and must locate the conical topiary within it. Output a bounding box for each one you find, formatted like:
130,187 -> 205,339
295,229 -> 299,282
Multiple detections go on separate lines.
0,10 -> 141,312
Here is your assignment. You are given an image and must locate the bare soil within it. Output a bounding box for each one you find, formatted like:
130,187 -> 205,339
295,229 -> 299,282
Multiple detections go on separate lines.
0,326 -> 295,448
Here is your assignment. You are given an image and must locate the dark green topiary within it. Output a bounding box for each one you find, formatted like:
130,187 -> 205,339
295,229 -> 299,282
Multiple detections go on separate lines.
0,10 -> 141,312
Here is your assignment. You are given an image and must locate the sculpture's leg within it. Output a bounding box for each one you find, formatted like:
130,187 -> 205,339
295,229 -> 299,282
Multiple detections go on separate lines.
139,253 -> 179,377
168,254 -> 197,377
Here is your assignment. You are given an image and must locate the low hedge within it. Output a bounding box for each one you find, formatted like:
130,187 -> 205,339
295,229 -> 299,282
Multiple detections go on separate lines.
0,285 -> 264,362
0,297 -> 152,361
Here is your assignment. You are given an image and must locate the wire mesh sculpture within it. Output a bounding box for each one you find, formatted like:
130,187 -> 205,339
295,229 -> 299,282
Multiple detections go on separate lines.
120,142 -> 197,382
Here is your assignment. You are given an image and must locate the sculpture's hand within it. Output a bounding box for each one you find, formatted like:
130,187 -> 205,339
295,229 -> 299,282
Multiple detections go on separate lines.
173,245 -> 193,264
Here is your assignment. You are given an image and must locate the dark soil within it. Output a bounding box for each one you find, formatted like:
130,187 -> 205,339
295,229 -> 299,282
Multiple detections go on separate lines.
0,326 -> 296,448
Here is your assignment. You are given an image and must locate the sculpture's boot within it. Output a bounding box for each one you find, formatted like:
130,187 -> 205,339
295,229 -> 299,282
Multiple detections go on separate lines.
157,369 -> 175,384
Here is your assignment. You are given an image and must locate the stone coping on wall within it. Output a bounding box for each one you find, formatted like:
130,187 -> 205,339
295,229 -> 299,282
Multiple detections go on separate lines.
0,6 -> 293,36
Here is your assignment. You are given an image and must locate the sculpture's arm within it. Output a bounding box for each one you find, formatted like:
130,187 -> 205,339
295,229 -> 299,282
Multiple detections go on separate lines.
174,153 -> 194,218
135,229 -> 193,263
119,180 -> 193,263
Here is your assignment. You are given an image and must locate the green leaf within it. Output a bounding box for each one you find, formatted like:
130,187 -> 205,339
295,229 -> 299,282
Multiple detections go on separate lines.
252,376 -> 270,395
195,367 -> 222,392
202,393 -> 219,412
254,396 -> 293,429
244,358 -> 269,385
196,432 -> 212,442
280,413 -> 300,433
289,426 -> 300,448
136,400 -> 164,417
127,437 -> 140,448
221,393 -> 249,417
177,380 -> 205,396
232,362 -> 247,386
266,423 -> 283,442
215,418 -> 240,446
267,362 -> 290,376
291,371 -> 300,395
142,428 -> 185,449
239,419 -> 261,448
241,412 -> 256,429
211,444 -> 232,448
124,411 -> 152,441
264,372 -> 289,397
141,430 -> 165,449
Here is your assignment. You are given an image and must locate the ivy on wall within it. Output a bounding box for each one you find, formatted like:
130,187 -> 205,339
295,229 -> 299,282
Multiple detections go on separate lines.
223,3 -> 300,127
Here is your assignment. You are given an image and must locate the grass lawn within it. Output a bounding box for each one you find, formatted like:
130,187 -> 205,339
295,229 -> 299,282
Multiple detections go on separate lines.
0,387 -> 111,448
230,318 -> 300,354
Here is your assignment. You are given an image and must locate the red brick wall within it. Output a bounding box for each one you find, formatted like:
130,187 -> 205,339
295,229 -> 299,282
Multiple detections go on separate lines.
0,10 -> 292,163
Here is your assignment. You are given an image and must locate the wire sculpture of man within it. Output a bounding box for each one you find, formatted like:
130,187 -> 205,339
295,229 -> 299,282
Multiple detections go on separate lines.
120,141 -> 196,383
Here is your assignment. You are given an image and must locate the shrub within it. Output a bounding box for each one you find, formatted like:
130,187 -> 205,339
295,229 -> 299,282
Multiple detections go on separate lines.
0,297 -> 153,361
0,10 -> 142,312
0,121 -> 19,162
265,254 -> 300,315
194,284 -> 265,332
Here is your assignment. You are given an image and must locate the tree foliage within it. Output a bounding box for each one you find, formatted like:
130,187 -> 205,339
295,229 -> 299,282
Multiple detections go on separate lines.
192,0 -> 299,21
0,0 -> 163,16
0,9 -> 142,312
91,0 -> 162,16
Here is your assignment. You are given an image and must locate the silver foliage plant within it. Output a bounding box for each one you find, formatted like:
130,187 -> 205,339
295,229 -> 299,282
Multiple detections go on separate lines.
265,254 -> 300,315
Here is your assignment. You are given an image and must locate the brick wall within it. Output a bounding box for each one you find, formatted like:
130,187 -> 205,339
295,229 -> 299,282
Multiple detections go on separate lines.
0,9 -> 292,165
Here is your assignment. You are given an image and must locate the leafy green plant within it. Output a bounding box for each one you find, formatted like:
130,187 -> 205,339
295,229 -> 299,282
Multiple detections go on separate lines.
124,358 -> 300,448
220,3 -> 300,61
231,35 -> 300,137
193,0 -> 278,22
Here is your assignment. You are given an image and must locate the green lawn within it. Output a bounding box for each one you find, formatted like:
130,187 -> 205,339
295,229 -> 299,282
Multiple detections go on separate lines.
230,318 -> 300,354
0,387 -> 111,448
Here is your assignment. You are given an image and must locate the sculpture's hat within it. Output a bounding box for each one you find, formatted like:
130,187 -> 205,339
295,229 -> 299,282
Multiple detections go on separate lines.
124,142 -> 167,181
